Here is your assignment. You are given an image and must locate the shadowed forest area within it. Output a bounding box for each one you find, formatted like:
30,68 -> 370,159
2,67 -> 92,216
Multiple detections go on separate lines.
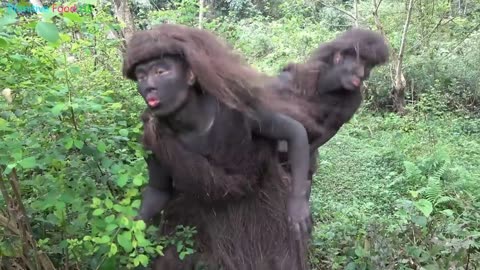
0,0 -> 479,269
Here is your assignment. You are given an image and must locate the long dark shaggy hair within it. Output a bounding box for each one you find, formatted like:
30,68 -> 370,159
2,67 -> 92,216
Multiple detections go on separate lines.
123,23 -> 316,129
283,27 -> 390,96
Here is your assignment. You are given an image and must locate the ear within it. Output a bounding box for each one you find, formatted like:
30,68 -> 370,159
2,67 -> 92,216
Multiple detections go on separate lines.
186,69 -> 196,86
333,51 -> 343,65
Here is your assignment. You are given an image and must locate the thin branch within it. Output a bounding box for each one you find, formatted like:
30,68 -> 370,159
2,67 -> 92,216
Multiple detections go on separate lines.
319,1 -> 356,20
408,16 -> 455,53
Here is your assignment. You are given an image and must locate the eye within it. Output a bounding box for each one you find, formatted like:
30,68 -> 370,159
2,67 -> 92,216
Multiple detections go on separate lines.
137,73 -> 146,81
155,68 -> 168,76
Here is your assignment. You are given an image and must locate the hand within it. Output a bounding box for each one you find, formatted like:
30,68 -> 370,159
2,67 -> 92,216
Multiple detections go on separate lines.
287,196 -> 313,240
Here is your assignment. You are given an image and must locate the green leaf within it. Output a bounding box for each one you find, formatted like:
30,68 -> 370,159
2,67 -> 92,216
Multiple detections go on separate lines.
19,157 -> 37,169
74,140 -> 84,149
156,245 -> 164,255
117,231 -> 133,253
0,37 -> 8,48
440,209 -> 454,217
106,223 -> 118,233
133,174 -> 144,186
135,220 -> 146,231
62,12 -> 83,23
35,22 -> 60,43
0,13 -> 17,27
92,208 -> 104,216
51,103 -> 66,116
119,129 -> 129,137
97,141 -> 107,153
117,175 -> 128,187
108,243 -> 118,256
95,235 -> 110,244
105,214 -> 115,223
69,65 -> 81,74
92,197 -> 101,207
64,137 -> 74,150
137,254 -> 149,267
105,199 -> 114,209
415,199 -> 433,217
412,215 -> 428,227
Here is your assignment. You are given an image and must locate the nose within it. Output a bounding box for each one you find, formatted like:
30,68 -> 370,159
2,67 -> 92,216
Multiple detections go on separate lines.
357,66 -> 365,79
145,76 -> 157,93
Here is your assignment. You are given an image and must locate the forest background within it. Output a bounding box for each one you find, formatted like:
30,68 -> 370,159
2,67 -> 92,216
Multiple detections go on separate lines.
0,0 -> 479,269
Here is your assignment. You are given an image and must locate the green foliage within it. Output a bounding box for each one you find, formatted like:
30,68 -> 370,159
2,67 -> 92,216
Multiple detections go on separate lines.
0,0 -> 479,269
309,113 -> 480,269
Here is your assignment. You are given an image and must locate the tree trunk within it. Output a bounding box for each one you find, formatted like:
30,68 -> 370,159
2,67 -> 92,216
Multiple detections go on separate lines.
199,0 -> 205,29
372,0 -> 413,114
113,0 -> 136,50
392,0 -> 414,114
354,0 -> 359,26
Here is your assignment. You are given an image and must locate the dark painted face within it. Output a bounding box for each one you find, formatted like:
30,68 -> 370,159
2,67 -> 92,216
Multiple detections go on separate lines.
134,56 -> 194,116
334,51 -> 372,91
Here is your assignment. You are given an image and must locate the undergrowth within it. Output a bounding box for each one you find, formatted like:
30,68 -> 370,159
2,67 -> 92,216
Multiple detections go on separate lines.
309,111 -> 480,270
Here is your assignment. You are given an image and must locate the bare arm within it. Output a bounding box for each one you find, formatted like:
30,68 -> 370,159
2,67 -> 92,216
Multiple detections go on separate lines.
249,108 -> 312,236
250,108 -> 310,199
136,155 -> 173,222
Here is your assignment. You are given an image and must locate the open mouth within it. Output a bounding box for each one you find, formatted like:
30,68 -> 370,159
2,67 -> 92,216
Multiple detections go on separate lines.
351,76 -> 361,88
147,97 -> 160,107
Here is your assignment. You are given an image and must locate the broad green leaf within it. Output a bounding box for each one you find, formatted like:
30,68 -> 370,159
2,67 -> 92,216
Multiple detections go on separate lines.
135,220 -> 146,231
4,163 -> 16,175
415,199 -> 433,217
105,214 -> 116,223
440,209 -> 454,217
0,14 -> 17,27
132,199 -> 141,209
119,129 -> 129,137
69,65 -> 81,74
412,215 -> 427,227
92,208 -> 104,216
92,197 -> 101,207
64,137 -> 74,150
35,22 -> 60,43
108,243 -> 118,256
95,235 -> 110,244
74,140 -> 84,149
117,231 -> 133,253
19,157 -> 37,169
134,233 -> 151,248
0,118 -> 10,130
156,245 -> 164,255
106,223 -> 118,233
117,175 -> 128,187
119,216 -> 130,227
137,254 -> 149,267
97,141 -> 107,153
51,103 -> 66,116
105,199 -> 113,209
62,12 -> 83,23
0,37 -> 8,47
133,175 -> 144,186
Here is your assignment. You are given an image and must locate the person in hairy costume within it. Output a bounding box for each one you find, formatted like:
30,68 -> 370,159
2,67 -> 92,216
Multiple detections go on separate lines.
122,24 -> 315,270
275,28 -> 390,199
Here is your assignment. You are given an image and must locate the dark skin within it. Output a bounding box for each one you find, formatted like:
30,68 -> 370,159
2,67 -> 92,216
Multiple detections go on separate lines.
277,50 -> 371,202
134,56 -> 312,236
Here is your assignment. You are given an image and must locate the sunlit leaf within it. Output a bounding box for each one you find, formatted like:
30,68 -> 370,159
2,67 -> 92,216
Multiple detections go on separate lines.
117,231 -> 133,253
92,208 -> 104,216
415,199 -> 433,217
19,157 -> 37,169
35,22 -> 60,43
51,103 -> 66,116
